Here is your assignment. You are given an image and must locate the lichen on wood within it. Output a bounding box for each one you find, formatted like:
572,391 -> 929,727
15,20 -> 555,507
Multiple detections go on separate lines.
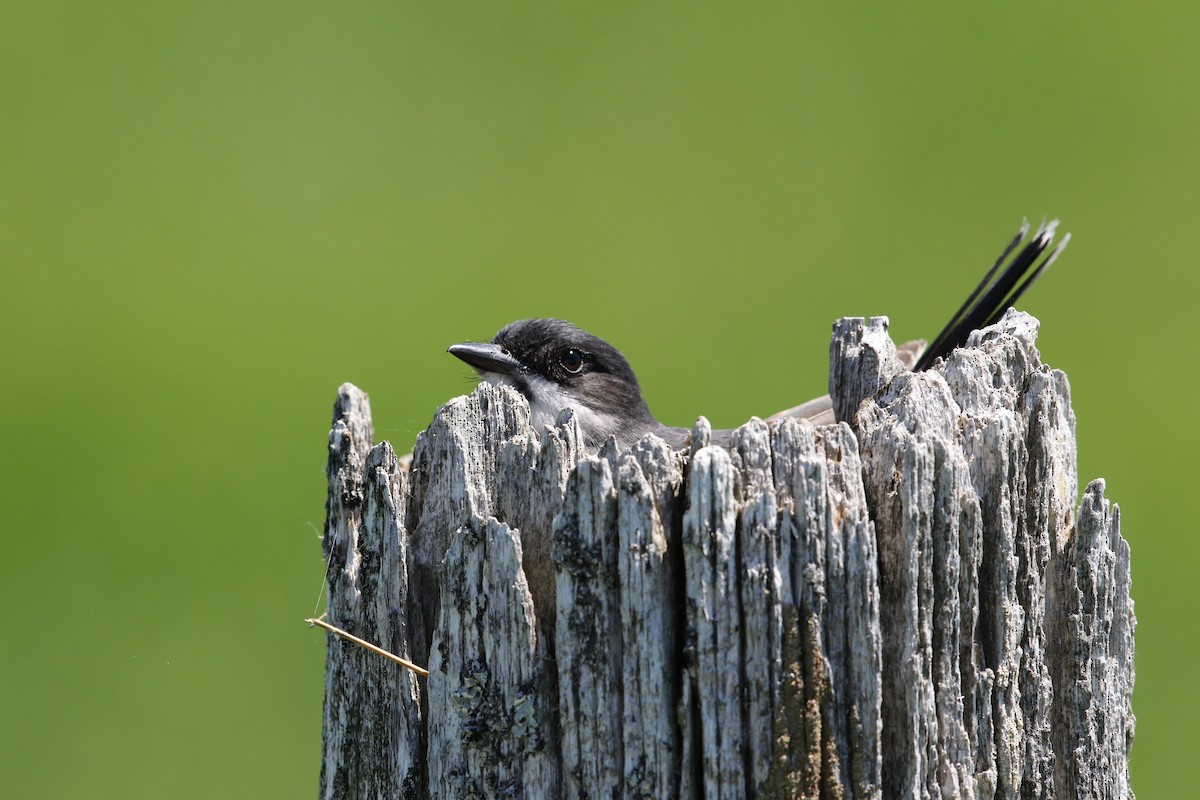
317,310 -> 1135,799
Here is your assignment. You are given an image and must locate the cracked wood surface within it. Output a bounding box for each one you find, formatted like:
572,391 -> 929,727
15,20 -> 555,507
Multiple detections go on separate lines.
318,310 -> 1135,799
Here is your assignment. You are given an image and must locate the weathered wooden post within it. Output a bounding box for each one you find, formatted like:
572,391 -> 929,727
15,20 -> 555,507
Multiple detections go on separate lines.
317,310 -> 1134,799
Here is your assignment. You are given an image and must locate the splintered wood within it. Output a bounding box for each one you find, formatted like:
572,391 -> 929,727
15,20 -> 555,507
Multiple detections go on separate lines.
317,310 -> 1134,800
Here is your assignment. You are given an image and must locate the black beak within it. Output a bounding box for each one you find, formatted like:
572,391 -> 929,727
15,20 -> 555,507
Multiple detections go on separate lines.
448,342 -> 524,376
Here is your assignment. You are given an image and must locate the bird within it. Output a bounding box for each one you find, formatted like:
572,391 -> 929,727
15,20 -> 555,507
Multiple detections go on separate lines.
449,221 -> 1068,452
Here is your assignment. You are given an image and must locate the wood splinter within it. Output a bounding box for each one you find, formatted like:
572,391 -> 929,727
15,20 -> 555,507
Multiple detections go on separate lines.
306,615 -> 430,678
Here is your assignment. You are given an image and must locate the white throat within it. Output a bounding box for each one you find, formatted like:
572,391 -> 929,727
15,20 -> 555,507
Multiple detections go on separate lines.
483,372 -> 625,445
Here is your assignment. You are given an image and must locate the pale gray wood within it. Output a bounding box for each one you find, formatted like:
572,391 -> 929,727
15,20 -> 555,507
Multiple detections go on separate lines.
426,516 -> 559,798
317,312 -> 1135,799
683,443 -> 745,799
404,384 -> 538,669
320,385 -> 426,799
729,419 -> 782,795
403,385 -> 584,668
852,309 -> 1131,800
857,382 -> 984,797
553,457 -> 623,798
1049,479 -> 1135,800
671,413 -> 887,799
720,417 -> 883,799
319,384 -> 371,800
828,316 -> 906,425
493,408 -> 583,646
616,439 -> 684,799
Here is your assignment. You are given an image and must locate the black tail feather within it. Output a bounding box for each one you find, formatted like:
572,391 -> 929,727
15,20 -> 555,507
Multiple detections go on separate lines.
914,221 -> 1068,372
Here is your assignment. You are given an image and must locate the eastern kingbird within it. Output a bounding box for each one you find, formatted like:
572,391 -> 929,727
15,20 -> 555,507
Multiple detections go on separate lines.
449,221 -> 1068,452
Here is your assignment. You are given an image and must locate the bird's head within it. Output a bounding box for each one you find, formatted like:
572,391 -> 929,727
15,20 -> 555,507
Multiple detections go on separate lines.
448,318 -> 658,447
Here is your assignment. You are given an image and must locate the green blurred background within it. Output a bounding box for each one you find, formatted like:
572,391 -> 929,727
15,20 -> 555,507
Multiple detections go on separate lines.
2,2 -> 1191,796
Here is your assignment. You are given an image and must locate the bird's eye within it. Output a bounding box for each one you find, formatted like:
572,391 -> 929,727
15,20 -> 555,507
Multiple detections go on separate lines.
560,348 -> 584,374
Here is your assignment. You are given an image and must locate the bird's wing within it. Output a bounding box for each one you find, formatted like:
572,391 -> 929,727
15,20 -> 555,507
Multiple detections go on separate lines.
766,394 -> 835,425
764,337 -> 921,426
